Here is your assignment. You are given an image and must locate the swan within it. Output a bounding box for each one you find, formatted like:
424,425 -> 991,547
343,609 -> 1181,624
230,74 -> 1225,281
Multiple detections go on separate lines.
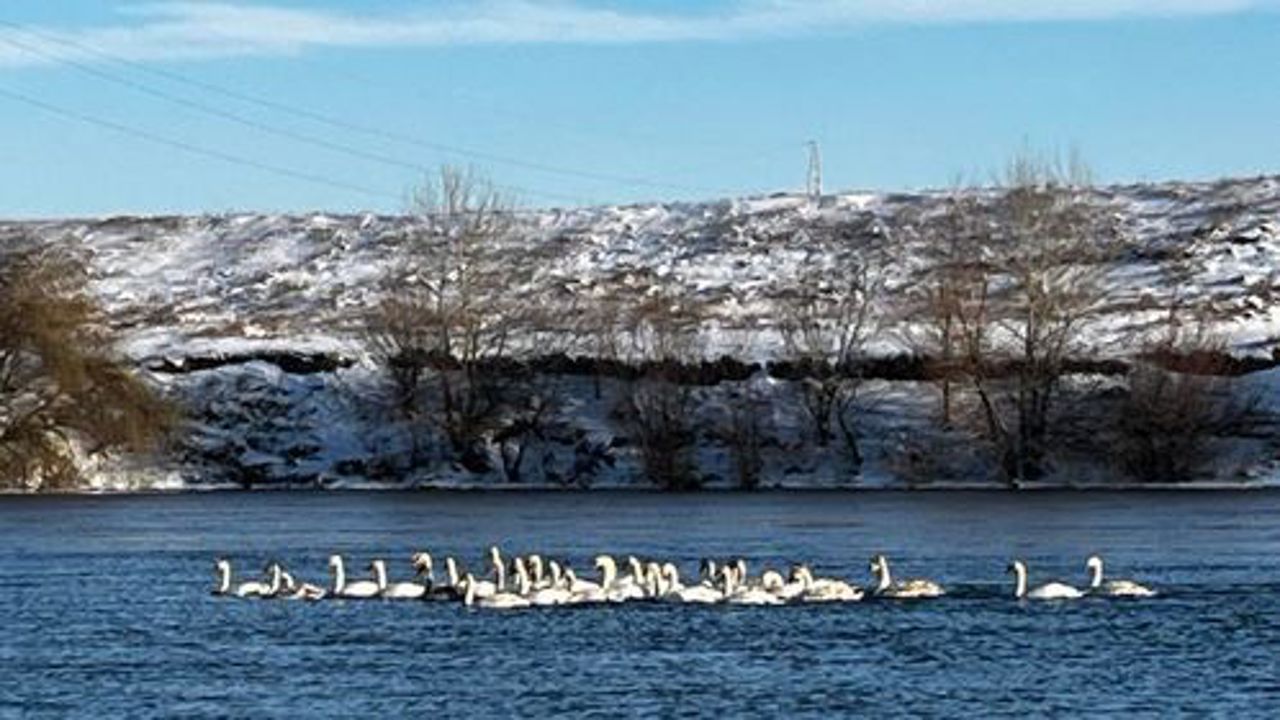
1085,555 -> 1156,597
563,567 -> 599,593
523,561 -> 574,606
328,555 -> 381,599
760,569 -> 807,602
489,546 -> 508,592
699,559 -> 719,587
414,552 -> 458,601
869,555 -> 945,599
793,566 -> 863,603
723,565 -> 783,605
595,555 -> 645,602
659,563 -> 722,604
279,568 -> 327,601
527,555 -> 557,591
443,556 -> 486,600
452,553 -> 502,599
462,571 -> 530,610
372,559 -> 428,599
213,558 -> 272,598
1008,560 -> 1083,600
562,567 -> 607,604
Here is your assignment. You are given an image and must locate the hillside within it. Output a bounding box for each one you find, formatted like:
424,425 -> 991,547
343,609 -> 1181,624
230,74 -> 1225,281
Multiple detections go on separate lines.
3,175 -> 1280,491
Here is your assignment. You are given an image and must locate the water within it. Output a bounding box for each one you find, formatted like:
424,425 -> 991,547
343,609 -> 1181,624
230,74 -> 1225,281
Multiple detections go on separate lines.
3,491 -> 1280,718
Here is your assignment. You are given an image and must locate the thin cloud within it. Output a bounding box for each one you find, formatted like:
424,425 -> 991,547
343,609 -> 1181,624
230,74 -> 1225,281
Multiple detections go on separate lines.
0,0 -> 1274,68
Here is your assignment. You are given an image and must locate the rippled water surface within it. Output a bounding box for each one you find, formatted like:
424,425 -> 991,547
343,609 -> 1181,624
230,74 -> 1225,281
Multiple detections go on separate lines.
4,491 -> 1280,717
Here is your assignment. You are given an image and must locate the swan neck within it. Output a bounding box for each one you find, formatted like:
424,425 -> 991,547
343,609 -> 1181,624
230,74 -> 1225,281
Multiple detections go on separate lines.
331,558 -> 346,593
876,561 -> 892,593
1089,563 -> 1103,589
1013,565 -> 1027,598
216,563 -> 231,594
374,562 -> 388,591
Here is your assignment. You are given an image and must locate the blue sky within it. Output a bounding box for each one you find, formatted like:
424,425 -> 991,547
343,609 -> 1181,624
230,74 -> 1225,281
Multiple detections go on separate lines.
0,1 -> 1278,216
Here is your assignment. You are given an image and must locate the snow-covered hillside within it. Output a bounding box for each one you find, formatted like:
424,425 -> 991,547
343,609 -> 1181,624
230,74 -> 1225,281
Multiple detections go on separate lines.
3,175 -> 1279,491
3,174 -> 1279,365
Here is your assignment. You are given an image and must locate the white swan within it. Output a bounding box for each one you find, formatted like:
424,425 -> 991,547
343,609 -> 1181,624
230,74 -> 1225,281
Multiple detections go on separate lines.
462,571 -> 530,610
759,569 -> 805,603
1085,555 -> 1156,597
279,568 -> 327,601
489,546 -> 508,592
793,565 -> 863,603
213,558 -> 272,598
522,560 -> 574,606
414,552 -> 458,601
595,555 -> 645,602
723,565 -> 783,605
328,555 -> 381,599
659,563 -> 723,604
1009,560 -> 1083,600
372,559 -> 427,600
869,555 -> 945,599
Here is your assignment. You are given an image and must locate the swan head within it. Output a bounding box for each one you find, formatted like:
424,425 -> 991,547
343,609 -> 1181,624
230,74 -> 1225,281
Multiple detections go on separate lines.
327,554 -> 342,568
1085,555 -> 1103,572
489,546 -> 502,565
214,558 -> 230,572
761,570 -> 784,591
870,555 -> 887,573
412,551 -> 433,569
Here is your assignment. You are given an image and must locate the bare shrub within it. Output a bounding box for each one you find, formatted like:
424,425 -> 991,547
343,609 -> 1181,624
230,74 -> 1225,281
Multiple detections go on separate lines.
1116,315 -> 1260,483
0,246 -> 175,489
716,380 -> 771,490
615,293 -> 702,490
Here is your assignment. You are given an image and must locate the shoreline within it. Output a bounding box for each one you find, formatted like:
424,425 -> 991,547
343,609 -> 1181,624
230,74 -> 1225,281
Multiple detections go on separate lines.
3,481 -> 1277,497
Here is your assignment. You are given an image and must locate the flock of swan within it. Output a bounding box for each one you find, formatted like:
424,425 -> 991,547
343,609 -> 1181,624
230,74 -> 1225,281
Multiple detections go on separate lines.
213,548 -> 1156,607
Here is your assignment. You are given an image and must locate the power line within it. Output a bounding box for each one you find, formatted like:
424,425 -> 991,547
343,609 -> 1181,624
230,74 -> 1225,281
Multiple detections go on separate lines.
0,20 -> 723,200
0,29 -> 596,207
0,83 -> 401,204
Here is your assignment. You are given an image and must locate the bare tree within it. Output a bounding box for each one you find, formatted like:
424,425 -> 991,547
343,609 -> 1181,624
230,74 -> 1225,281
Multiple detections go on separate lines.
1,246 -> 175,489
951,153 -> 1119,485
367,166 -> 528,468
779,255 -> 884,470
902,191 -> 987,428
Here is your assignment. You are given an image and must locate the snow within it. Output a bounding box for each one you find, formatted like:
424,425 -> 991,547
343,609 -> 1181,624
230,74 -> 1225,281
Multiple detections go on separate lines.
3,175 -> 1280,491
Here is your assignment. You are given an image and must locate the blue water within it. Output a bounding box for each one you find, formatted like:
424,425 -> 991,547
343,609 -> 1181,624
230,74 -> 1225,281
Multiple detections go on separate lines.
3,491 -> 1280,717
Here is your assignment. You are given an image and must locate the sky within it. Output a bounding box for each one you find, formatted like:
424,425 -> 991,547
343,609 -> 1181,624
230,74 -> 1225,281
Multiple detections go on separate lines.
0,1 -> 1278,217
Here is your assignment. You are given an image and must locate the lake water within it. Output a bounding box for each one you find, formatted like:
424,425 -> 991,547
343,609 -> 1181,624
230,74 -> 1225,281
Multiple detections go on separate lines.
3,491 -> 1280,717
